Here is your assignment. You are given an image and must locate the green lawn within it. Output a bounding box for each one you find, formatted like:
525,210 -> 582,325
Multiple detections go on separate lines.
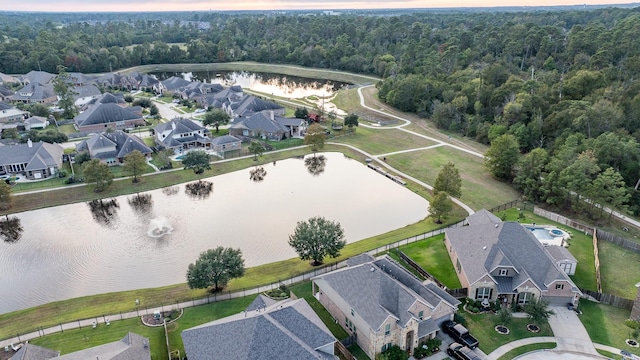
496,342 -> 556,360
395,234 -> 462,289
57,124 -> 77,135
597,240 -> 640,298
387,146 -> 520,211
30,317 -> 166,360
332,87 -> 366,114
460,311 -> 553,354
289,282 -> 349,339
332,126 -> 437,156
579,298 -> 640,356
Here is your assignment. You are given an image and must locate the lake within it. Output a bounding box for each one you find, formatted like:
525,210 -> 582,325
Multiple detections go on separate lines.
0,153 -> 428,314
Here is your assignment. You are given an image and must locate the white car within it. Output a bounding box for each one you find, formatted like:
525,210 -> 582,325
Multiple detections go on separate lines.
195,108 -> 206,113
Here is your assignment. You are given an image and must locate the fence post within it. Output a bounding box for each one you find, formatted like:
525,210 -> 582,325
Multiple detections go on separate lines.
60,323 -> 63,333
78,319 -> 81,329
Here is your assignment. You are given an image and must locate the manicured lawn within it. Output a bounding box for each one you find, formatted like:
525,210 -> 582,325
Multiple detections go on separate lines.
579,299 -> 640,356
57,124 -> 77,134
331,87 -> 363,114
395,234 -> 462,288
496,342 -> 556,360
460,311 -> 553,354
597,240 -> 640,298
332,126 -> 437,156
289,282 -> 349,339
30,317 -> 167,360
388,146 -> 520,211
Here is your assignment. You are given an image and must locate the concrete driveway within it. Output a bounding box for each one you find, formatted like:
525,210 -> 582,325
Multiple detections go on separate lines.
548,306 -> 601,356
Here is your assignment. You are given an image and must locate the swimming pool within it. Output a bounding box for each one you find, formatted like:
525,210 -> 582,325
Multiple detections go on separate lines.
525,225 -> 569,246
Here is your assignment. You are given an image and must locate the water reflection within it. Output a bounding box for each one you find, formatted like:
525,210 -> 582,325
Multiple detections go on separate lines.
87,198 -> 120,227
0,215 -> 23,243
128,193 -> 153,214
249,166 -> 267,182
185,180 -> 214,199
305,154 -> 327,176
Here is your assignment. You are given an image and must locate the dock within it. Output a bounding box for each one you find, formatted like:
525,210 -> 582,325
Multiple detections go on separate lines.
367,163 -> 407,185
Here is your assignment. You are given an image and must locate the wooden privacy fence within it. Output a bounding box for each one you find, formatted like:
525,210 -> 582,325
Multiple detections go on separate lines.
596,229 -> 640,253
532,208 -> 595,235
581,289 -> 634,310
335,341 -> 356,360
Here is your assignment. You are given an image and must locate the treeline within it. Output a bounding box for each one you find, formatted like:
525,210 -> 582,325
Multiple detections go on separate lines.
2,7 -> 640,214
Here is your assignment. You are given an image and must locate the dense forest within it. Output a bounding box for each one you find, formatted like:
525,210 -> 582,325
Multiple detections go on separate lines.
1,8 -> 640,215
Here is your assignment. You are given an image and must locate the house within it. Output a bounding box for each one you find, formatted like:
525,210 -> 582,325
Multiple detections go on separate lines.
22,116 -> 48,131
76,130 -> 152,166
0,72 -> 19,85
10,332 -> 150,360
65,72 -> 96,86
225,94 -> 284,118
154,118 -> 212,154
0,140 -> 63,180
95,72 -> 138,91
0,102 -> 30,130
182,297 -> 337,360
444,209 -> 582,307
312,254 -> 460,359
72,84 -> 102,107
160,76 -> 191,95
81,92 -> 126,111
229,110 -> 305,140
131,72 -> 161,92
0,85 -> 14,101
9,83 -> 56,104
74,103 -> 145,132
210,135 -> 242,158
20,70 -> 55,85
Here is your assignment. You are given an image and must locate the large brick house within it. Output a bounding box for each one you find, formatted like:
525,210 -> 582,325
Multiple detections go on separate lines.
444,210 -> 582,307
312,254 -> 459,359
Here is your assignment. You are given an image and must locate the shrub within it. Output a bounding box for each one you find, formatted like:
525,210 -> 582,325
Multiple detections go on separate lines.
426,337 -> 442,352
413,346 -> 429,359
625,319 -> 640,329
454,313 -> 467,326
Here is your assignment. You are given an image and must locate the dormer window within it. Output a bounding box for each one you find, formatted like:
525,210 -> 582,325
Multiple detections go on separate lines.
418,311 -> 424,320
499,269 -> 508,276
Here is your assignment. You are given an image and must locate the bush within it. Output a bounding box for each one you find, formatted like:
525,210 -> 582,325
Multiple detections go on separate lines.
413,346 -> 429,358
426,338 -> 442,352
454,313 -> 466,326
625,319 -> 640,329
57,170 -> 67,178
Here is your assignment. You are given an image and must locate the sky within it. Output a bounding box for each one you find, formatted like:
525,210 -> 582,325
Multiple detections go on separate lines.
2,0 -> 639,12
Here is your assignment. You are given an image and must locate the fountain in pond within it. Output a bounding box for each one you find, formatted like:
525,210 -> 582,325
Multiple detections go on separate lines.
147,217 -> 173,238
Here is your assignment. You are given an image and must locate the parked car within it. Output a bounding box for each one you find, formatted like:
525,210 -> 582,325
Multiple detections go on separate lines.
442,320 -> 479,349
447,342 -> 482,360
194,108 -> 206,113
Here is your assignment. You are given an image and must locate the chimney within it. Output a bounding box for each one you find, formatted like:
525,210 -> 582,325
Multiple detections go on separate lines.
171,122 -> 176,130
270,110 -> 274,121
27,139 -> 33,148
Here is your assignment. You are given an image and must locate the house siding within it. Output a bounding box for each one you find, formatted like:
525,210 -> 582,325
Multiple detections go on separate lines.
444,234 -> 470,288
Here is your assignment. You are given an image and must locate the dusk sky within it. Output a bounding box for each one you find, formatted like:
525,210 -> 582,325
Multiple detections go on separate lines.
2,0 -> 639,12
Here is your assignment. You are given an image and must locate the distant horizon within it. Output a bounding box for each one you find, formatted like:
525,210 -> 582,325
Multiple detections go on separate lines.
1,1 -> 639,13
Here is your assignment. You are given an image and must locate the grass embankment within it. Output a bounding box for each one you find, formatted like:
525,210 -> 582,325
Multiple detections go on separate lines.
496,343 -> 557,360
332,126 -> 437,156
121,62 -> 381,86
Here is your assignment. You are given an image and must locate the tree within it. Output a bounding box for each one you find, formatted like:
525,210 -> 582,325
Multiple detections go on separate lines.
524,298 -> 554,326
123,150 -> 148,183
182,150 -> 210,174
288,216 -> 346,266
1,128 -> 19,140
0,182 -> 13,211
498,307 -> 513,326
429,191 -> 452,224
186,247 -> 245,292
590,167 -> 630,221
83,159 -> 113,192
202,108 -> 230,133
52,65 -> 77,119
344,113 -> 359,129
0,215 -> 23,243
514,148 -> 549,202
485,134 -> 520,180
294,107 -> 308,119
433,162 -> 462,198
304,123 -> 326,152
248,141 -> 265,160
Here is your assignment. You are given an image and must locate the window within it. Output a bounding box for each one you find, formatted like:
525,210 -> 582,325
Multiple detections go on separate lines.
555,284 -> 564,290
517,292 -> 534,305
351,309 -> 354,316
385,324 -> 390,336
381,343 -> 392,352
559,263 -> 571,273
476,287 -> 492,300
418,311 -> 424,320
499,269 -> 508,276
456,259 -> 461,273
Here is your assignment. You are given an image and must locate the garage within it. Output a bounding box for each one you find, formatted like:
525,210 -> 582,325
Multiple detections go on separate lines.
543,296 -> 575,307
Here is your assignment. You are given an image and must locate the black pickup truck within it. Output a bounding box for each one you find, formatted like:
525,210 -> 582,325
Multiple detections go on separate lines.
442,320 -> 479,350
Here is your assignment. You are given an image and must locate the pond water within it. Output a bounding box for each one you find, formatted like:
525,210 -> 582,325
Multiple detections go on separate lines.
152,70 -> 349,99
0,153 -> 428,314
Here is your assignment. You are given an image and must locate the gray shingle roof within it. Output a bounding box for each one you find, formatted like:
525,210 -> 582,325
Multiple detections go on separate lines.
245,294 -> 278,312
10,83 -> 55,102
545,245 -> 577,263
72,84 -> 101,100
10,343 -> 60,360
56,332 -> 150,360
231,95 -> 284,117
0,141 -> 62,170
161,76 -> 191,91
24,70 -> 55,85
446,218 -> 580,293
75,103 -> 142,127
466,209 -> 501,226
210,135 -> 241,146
313,256 -> 459,332
77,131 -> 152,159
182,298 -> 336,360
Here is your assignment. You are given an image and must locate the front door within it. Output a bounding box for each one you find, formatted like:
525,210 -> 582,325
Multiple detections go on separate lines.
405,330 -> 414,354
